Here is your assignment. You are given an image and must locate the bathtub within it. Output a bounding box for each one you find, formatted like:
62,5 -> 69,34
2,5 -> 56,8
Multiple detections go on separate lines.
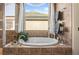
18,37 -> 58,46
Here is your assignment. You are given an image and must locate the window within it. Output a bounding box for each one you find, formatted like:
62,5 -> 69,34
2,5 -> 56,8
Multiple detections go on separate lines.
24,3 -> 49,30
5,3 -> 15,30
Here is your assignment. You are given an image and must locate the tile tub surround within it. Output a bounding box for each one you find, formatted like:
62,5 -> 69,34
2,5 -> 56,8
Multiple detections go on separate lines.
5,30 -> 55,47
3,42 -> 72,55
3,46 -> 72,55
26,30 -> 48,37
6,30 -> 49,44
6,30 -> 18,43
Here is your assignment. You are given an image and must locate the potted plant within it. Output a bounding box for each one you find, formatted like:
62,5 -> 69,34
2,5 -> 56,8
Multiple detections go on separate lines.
17,32 -> 29,42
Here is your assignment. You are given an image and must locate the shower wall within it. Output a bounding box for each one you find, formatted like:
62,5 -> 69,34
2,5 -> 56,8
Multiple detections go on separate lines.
56,3 -> 72,45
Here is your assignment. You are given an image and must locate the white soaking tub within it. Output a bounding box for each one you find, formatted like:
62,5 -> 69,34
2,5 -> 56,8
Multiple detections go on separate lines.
18,37 -> 58,46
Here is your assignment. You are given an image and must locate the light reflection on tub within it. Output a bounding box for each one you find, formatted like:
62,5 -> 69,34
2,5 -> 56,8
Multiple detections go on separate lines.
18,37 -> 58,46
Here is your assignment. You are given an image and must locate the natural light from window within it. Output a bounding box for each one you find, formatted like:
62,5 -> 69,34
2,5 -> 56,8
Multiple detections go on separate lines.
5,3 -> 15,30
24,3 -> 48,30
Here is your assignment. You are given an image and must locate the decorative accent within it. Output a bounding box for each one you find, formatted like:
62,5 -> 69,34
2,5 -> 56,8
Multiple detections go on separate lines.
57,11 -> 64,21
17,32 -> 29,42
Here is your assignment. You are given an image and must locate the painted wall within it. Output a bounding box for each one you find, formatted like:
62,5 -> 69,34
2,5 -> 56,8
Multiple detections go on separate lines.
72,4 -> 79,55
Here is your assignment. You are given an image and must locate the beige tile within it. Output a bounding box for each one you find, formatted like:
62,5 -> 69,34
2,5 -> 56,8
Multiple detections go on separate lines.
18,48 -> 30,55
0,48 -> 3,55
41,48 -> 52,55
65,47 -> 72,55
30,48 -> 41,55
3,48 -> 18,55
26,30 -> 48,37
52,47 -> 65,55
0,40 -> 2,47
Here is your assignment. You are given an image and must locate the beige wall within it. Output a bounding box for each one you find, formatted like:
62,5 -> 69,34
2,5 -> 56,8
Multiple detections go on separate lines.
56,3 -> 72,45
72,4 -> 79,55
